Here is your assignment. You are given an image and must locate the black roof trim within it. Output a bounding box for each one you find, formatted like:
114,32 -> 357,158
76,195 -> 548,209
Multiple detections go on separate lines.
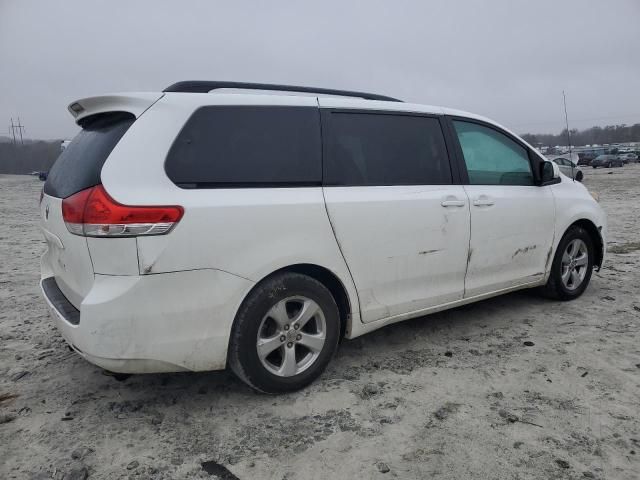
162,81 -> 402,102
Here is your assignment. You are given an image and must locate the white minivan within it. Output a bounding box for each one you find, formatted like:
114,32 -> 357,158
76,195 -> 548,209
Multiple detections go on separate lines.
40,81 -> 606,393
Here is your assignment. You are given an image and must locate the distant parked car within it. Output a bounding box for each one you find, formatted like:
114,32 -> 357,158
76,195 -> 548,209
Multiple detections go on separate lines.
551,157 -> 583,181
577,154 -> 595,166
591,155 -> 623,168
617,153 -> 638,164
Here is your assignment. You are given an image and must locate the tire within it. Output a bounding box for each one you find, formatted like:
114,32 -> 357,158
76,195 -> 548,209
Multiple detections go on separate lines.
540,225 -> 594,301
228,272 -> 340,393
575,171 -> 583,181
592,166 -> 597,169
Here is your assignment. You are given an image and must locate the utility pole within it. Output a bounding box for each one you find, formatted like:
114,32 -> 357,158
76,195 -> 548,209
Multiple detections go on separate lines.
16,117 -> 24,144
10,118 -> 16,145
562,91 -> 574,182
9,117 -> 25,145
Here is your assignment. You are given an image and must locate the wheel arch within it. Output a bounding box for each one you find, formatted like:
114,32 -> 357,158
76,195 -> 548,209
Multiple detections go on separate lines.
568,219 -> 604,270
235,263 -> 354,341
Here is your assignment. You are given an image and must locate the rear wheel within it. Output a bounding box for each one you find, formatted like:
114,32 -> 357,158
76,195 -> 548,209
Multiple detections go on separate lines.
540,226 -> 594,300
575,171 -> 583,181
228,272 -> 340,393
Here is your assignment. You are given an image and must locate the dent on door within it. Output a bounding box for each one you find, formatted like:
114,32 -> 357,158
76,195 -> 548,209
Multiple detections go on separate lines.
325,185 -> 470,323
463,185 -> 554,297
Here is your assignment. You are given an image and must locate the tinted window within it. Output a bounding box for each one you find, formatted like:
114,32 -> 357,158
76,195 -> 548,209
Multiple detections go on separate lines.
453,120 -> 534,186
44,112 -> 135,198
166,106 -> 321,187
324,112 -> 451,186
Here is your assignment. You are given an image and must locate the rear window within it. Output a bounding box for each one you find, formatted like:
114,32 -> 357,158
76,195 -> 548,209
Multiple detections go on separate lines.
323,112 -> 452,186
44,112 -> 135,198
165,106 -> 321,188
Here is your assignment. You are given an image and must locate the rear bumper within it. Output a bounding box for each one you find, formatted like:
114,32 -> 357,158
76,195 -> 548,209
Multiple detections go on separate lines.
41,277 -> 80,325
40,267 -> 254,373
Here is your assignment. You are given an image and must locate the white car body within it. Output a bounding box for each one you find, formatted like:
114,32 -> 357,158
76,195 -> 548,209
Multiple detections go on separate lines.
548,155 -> 583,180
40,87 -> 607,374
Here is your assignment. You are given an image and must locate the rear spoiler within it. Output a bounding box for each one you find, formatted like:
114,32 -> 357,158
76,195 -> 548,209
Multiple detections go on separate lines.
67,93 -> 164,125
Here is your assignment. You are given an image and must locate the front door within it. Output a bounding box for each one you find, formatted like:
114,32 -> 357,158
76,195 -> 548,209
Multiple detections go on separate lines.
450,119 -> 555,297
320,105 -> 470,323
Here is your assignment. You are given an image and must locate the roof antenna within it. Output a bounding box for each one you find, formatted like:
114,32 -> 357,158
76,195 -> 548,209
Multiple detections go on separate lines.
562,90 -> 574,182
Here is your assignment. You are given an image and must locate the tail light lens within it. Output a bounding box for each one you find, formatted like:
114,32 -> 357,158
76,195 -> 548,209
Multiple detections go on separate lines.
62,184 -> 183,237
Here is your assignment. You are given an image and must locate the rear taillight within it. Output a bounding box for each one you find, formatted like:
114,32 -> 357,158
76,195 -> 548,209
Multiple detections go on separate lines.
62,184 -> 183,237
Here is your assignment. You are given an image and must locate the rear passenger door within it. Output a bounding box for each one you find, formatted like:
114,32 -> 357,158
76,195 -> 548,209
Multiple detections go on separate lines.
320,105 -> 470,323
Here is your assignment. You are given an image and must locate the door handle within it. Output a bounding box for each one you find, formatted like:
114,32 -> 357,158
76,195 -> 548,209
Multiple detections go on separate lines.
472,196 -> 495,207
441,198 -> 466,207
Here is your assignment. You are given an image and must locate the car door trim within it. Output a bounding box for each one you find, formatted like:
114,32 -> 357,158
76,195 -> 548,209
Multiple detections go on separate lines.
348,276 -> 545,338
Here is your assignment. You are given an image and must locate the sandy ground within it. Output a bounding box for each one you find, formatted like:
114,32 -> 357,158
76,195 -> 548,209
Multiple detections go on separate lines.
1,166 -> 639,480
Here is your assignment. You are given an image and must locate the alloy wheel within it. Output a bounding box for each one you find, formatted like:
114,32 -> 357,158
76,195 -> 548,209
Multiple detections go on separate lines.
561,239 -> 589,290
256,296 -> 327,377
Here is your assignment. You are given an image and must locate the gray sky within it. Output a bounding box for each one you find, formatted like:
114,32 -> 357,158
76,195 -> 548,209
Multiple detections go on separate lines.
1,0 -> 639,139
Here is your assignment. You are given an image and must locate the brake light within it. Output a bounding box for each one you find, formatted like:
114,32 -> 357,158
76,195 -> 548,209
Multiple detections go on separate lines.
62,185 -> 183,237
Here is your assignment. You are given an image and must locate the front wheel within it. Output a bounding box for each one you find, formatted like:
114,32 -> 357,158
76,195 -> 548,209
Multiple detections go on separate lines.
228,272 -> 340,393
575,171 -> 584,182
540,226 -> 594,300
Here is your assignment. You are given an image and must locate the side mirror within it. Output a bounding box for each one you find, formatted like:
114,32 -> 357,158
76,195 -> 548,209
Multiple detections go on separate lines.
540,160 -> 561,185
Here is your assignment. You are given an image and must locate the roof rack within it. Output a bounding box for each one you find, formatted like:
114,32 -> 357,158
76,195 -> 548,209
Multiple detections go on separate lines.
162,81 -> 402,102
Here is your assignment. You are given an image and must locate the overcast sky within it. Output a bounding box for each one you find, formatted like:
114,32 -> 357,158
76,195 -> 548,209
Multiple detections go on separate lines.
1,0 -> 639,139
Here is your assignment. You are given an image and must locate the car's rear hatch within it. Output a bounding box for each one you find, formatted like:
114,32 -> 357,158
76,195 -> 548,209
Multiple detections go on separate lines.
41,113 -> 136,307
40,93 -> 162,309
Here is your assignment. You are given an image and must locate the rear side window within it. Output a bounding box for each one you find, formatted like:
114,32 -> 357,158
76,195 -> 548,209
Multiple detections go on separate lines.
44,112 -> 135,198
324,112 -> 451,186
453,120 -> 534,186
165,106 -> 321,187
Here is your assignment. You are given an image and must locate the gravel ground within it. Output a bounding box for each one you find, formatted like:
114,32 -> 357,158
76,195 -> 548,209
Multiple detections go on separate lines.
1,166 -> 639,480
